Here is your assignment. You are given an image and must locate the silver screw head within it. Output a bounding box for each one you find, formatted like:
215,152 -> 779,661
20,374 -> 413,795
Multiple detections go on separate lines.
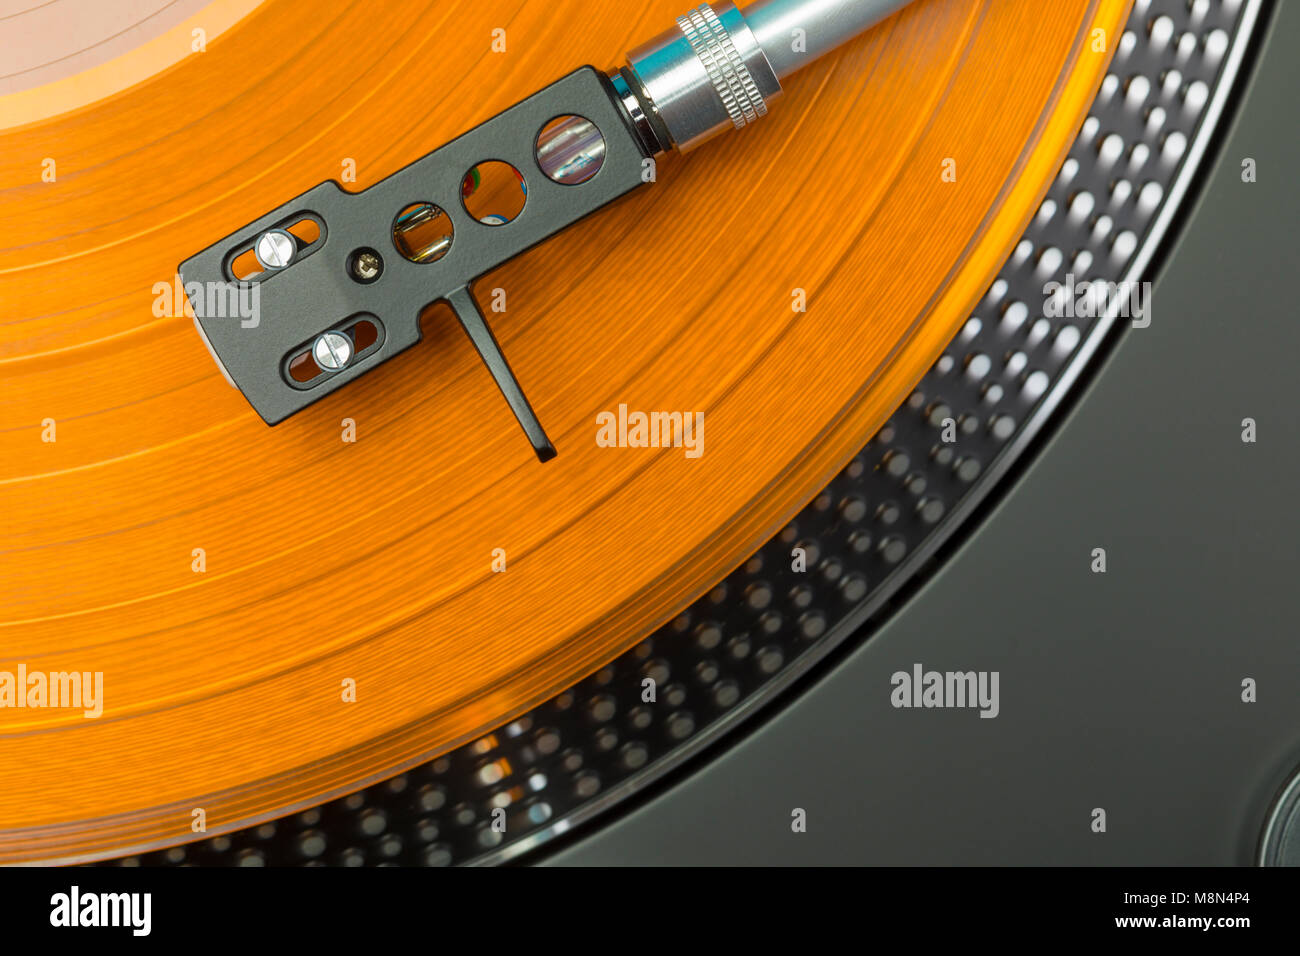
313,331 -> 353,370
254,230 -> 296,270
351,250 -> 383,281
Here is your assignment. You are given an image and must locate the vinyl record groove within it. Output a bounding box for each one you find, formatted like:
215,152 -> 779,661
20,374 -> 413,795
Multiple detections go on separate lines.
1,0 -> 1132,861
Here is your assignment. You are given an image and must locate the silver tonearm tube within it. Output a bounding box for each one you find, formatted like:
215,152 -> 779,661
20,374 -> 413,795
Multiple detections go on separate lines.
612,0 -> 916,153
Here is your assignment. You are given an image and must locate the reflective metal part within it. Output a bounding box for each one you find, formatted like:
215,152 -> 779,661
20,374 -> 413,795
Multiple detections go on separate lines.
744,0 -> 914,81
536,115 -> 607,185
619,0 -> 913,153
254,229 -> 296,270
608,69 -> 666,156
312,331 -> 353,371
1259,766 -> 1300,866
625,0 -> 781,151
392,202 -> 454,263
348,248 -> 383,283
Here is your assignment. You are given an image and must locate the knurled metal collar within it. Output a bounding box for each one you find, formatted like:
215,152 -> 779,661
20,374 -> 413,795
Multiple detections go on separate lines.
625,1 -> 782,152
677,3 -> 768,128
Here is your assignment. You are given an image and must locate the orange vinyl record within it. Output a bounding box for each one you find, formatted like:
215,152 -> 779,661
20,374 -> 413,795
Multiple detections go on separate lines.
0,0 -> 1129,862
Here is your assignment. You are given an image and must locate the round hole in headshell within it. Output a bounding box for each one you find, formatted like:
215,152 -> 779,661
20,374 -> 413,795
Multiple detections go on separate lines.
536,115 -> 606,185
461,161 -> 527,225
392,202 -> 454,262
